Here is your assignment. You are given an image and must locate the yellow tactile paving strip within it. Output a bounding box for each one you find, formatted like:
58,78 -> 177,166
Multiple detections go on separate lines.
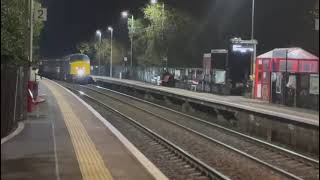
45,81 -> 114,180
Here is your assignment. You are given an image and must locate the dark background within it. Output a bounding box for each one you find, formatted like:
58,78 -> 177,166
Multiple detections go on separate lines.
40,0 -> 319,66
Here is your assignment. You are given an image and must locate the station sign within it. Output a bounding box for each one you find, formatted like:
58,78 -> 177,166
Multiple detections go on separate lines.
34,7 -> 47,22
232,44 -> 254,53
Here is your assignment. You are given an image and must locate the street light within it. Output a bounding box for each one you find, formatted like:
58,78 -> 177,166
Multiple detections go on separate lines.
121,11 -> 134,68
108,26 -> 113,78
121,11 -> 129,18
251,0 -> 257,98
96,30 -> 102,76
150,0 -> 158,5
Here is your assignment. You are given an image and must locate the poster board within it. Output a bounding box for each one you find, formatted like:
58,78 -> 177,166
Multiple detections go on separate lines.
309,74 -> 319,95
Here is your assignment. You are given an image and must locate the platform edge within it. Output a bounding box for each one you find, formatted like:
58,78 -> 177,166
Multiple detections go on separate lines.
1,122 -> 25,145
50,80 -> 169,180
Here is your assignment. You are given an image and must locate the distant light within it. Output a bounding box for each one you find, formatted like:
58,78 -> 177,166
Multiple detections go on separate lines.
232,44 -> 253,53
151,0 -> 158,5
108,26 -> 113,31
96,30 -> 101,36
121,11 -> 129,18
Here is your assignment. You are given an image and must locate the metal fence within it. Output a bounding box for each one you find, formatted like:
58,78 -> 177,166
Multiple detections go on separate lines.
1,63 -> 29,138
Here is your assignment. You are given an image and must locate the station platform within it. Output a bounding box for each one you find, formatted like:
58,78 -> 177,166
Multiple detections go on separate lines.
1,79 -> 167,180
91,76 -> 319,126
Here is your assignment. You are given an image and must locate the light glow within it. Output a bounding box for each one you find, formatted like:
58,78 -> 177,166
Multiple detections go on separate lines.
77,68 -> 85,76
232,44 -> 254,53
121,11 -> 129,18
151,0 -> 158,4
96,30 -> 101,36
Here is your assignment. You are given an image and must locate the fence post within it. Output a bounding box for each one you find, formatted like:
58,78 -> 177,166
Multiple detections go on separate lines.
13,68 -> 19,124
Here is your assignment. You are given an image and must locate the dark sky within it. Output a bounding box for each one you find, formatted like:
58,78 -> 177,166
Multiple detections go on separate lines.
40,0 -> 318,60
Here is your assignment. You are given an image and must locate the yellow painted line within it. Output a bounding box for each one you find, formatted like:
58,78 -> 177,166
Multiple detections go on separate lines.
44,81 -> 113,180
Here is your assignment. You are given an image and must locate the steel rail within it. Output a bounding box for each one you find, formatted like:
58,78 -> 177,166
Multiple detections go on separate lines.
66,86 -> 230,180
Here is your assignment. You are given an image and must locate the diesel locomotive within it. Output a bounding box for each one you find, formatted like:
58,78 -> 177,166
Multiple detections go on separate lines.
40,53 -> 91,83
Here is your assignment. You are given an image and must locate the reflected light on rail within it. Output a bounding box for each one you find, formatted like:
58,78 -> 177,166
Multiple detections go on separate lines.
79,91 -> 85,95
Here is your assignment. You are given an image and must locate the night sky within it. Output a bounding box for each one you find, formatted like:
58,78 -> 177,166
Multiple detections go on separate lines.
40,0 -> 318,62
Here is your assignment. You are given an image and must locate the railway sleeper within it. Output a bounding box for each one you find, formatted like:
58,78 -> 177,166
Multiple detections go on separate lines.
181,168 -> 197,174
193,176 -> 211,180
174,161 -> 188,167
188,172 -> 203,177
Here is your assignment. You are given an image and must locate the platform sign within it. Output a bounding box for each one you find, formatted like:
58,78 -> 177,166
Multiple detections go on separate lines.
232,44 -> 254,53
35,8 -> 47,22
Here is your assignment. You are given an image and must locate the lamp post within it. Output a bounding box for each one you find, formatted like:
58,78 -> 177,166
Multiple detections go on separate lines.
251,0 -> 257,98
108,26 -> 113,78
96,30 -> 102,76
121,11 -> 134,68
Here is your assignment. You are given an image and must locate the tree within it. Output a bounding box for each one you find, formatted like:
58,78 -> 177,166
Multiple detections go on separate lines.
132,4 -> 196,67
82,38 -> 126,66
1,0 -> 44,65
76,42 -> 91,54
1,0 -> 28,64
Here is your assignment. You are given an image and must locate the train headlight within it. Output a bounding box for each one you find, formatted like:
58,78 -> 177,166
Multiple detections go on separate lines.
77,68 -> 85,76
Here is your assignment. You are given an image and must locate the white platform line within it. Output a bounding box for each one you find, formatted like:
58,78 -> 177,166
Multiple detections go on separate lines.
1,122 -> 25,145
51,122 -> 61,180
49,79 -> 169,180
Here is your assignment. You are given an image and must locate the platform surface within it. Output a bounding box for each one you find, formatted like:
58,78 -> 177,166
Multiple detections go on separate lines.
92,76 -> 319,126
1,79 -> 166,180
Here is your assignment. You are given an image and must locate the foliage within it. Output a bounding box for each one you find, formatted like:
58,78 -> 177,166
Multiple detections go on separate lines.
132,4 -> 196,66
1,0 -> 44,65
76,3 -> 196,67
77,39 -> 125,66
76,42 -> 91,54
1,0 -> 28,65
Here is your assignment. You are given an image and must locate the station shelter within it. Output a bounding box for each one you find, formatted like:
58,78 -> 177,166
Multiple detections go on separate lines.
254,48 -> 319,109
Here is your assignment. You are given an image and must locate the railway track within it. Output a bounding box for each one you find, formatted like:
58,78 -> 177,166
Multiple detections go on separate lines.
60,82 -> 319,179
63,83 -> 230,180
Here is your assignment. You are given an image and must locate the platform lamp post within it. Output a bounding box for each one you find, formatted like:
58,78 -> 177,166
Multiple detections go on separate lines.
96,30 -> 102,76
121,11 -> 134,68
108,26 -> 113,78
250,0 -> 257,98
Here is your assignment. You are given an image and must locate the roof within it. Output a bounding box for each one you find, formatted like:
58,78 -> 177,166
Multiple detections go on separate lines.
257,47 -> 319,60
